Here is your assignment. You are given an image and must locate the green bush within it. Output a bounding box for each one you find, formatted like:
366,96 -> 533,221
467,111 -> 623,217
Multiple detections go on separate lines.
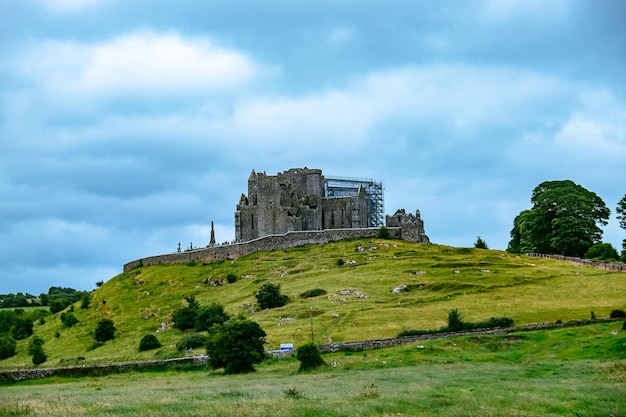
610,309 -> 626,319
299,288 -> 327,299
94,319 -> 116,342
584,243 -> 619,261
195,303 -> 230,332
474,236 -> 489,249
49,298 -> 71,313
27,335 -> 45,355
0,335 -> 17,360
255,283 -> 288,310
138,334 -> 162,351
472,317 -> 514,330
226,273 -> 238,284
295,343 -> 325,372
60,312 -> 79,328
80,293 -> 91,310
30,344 -> 47,365
446,309 -> 465,332
377,226 -> 391,239
176,333 -> 208,352
336,259 -> 344,266
173,296 -> 201,331
206,318 -> 267,374
11,316 -> 34,340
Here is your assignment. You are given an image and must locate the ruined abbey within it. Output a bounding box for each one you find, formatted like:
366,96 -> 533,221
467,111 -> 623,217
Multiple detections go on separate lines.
123,167 -> 429,271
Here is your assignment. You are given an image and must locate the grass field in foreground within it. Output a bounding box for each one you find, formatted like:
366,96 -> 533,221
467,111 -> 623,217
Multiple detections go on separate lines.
1,322 -> 625,417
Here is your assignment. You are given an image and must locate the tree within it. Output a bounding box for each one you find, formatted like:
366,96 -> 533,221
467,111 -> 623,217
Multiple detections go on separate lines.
446,309 -> 465,332
0,335 -> 17,360
94,319 -> 116,342
139,334 -> 161,351
49,298 -> 71,314
255,283 -> 288,310
11,316 -> 34,340
584,243 -> 619,262
205,318 -> 267,374
172,296 -> 201,331
507,180 -> 610,257
296,343 -> 325,372
617,194 -> 626,260
28,335 -> 47,365
195,303 -> 230,332
474,236 -> 488,249
60,311 -> 79,328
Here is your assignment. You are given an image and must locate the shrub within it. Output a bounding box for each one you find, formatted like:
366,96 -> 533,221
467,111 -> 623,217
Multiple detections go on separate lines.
206,318 -> 267,374
195,303 -> 230,332
0,335 -> 17,359
173,296 -> 201,331
336,259 -> 344,266
27,335 -> 45,355
377,226 -> 391,239
139,334 -> 162,351
94,319 -> 116,342
584,243 -> 619,261
446,309 -> 465,332
49,298 -> 71,313
60,312 -> 79,328
299,288 -> 327,299
80,293 -> 91,310
30,344 -> 47,365
610,309 -> 626,319
296,343 -> 325,372
176,333 -> 208,352
473,317 -> 514,330
226,273 -> 238,284
474,236 -> 489,249
255,283 -> 288,310
11,316 -> 34,340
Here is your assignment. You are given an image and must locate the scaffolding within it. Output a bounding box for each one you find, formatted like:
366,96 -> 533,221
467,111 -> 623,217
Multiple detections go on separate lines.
324,175 -> 384,227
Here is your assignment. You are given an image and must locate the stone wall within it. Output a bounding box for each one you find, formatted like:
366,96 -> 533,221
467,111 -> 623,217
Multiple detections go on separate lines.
525,253 -> 626,271
124,227 -> 401,272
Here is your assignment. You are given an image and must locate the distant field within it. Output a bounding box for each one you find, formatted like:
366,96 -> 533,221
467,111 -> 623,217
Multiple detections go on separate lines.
1,322 -> 625,416
1,239 -> 625,369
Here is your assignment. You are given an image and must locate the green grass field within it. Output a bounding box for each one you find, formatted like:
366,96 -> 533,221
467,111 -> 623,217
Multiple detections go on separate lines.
1,322 -> 625,416
2,239 -> 625,369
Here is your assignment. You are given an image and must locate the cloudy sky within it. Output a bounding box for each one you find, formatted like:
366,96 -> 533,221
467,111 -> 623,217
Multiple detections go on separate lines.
1,0 -> 625,294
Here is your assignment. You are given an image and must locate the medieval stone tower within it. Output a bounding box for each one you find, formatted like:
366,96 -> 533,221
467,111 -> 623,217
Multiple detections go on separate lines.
235,168 -> 371,242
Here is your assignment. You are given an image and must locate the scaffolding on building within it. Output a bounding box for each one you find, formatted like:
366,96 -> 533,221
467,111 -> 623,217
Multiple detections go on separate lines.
324,175 -> 384,227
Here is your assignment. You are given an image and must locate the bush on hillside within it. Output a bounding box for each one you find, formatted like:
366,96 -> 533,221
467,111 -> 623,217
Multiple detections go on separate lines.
172,296 -> 201,331
94,319 -> 116,342
60,312 -> 79,328
226,273 -> 238,284
11,316 -> 34,340
206,318 -> 267,374
377,226 -> 391,239
0,335 -> 17,360
27,335 -> 45,355
176,333 -> 208,352
299,288 -> 327,299
446,309 -> 465,332
80,293 -> 91,310
49,297 -> 72,313
30,344 -> 47,365
585,243 -> 619,261
296,343 -> 325,372
474,236 -> 489,249
195,303 -> 230,332
610,309 -> 626,319
139,334 -> 161,352
255,283 -> 288,310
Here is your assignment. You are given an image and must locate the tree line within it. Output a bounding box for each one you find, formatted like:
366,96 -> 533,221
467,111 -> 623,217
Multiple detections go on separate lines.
0,286 -> 87,309
507,180 -> 626,262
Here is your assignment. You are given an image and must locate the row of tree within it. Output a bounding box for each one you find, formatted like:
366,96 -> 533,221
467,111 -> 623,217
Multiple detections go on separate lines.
507,180 -> 626,261
0,287 -> 87,308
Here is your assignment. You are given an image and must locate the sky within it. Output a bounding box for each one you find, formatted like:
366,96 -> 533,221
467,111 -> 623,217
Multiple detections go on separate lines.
1,0 -> 625,295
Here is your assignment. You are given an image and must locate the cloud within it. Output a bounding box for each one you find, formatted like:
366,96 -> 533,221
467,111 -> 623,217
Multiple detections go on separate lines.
16,31 -> 261,106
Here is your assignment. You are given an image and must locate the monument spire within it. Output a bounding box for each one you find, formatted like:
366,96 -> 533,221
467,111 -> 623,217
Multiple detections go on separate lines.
210,221 -> 216,247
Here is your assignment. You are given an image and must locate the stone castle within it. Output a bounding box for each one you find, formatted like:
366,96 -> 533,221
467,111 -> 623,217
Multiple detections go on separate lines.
123,167 -> 429,271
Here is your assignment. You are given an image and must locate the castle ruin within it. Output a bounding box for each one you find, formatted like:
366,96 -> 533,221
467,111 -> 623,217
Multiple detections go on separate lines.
123,167 -> 429,271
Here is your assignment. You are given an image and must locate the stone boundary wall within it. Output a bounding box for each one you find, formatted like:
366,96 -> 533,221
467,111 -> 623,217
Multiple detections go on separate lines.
124,228 -> 400,272
0,356 -> 208,383
526,253 -> 626,272
318,318 -> 622,353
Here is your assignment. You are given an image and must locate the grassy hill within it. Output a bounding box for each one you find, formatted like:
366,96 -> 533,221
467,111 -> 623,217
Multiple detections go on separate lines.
2,238 -> 625,368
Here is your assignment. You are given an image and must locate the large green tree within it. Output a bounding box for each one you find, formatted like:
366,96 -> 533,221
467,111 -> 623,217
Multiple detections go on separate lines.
507,180 -> 610,257
617,194 -> 626,256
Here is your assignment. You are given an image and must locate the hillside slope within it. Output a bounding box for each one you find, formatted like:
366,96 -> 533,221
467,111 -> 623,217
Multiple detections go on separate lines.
3,238 -> 625,368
